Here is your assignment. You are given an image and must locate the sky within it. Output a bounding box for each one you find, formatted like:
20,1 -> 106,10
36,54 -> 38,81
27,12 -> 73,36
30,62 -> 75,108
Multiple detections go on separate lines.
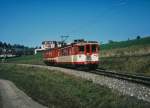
0,0 -> 150,47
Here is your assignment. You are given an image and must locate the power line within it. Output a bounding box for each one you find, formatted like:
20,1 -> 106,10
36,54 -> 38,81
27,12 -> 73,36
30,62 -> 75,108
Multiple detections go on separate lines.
61,35 -> 69,43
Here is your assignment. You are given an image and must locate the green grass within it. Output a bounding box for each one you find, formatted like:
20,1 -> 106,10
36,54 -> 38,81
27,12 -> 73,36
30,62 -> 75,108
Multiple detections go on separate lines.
0,64 -> 149,108
101,36 -> 150,50
4,52 -> 44,65
100,55 -> 150,76
99,36 -> 150,76
101,44 -> 150,57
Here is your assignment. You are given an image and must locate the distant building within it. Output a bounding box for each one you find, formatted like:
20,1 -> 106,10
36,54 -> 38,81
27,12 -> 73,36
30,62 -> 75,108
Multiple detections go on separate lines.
34,41 -> 63,54
34,48 -> 44,54
42,41 -> 55,49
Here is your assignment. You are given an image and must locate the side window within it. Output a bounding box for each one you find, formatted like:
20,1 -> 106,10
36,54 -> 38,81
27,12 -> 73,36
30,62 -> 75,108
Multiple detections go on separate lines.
86,45 -> 90,53
78,46 -> 84,53
61,49 -> 63,56
92,45 -> 97,52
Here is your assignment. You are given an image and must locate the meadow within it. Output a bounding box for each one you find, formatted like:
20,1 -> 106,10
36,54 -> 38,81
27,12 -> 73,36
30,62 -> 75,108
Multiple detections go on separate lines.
4,52 -> 44,65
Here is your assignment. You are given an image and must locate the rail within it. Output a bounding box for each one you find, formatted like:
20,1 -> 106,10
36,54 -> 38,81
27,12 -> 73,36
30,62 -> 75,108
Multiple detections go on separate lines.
89,68 -> 150,86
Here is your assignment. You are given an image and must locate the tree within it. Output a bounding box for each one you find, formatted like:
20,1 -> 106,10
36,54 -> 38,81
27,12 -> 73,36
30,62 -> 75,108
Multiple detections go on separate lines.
7,43 -> 11,49
108,40 -> 114,44
0,41 -> 2,47
136,35 -> 141,40
0,41 -> 34,56
3,42 -> 8,48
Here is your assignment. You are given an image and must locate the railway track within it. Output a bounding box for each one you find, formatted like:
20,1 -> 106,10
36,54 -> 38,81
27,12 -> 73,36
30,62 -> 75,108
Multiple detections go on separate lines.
18,63 -> 150,86
89,68 -> 150,86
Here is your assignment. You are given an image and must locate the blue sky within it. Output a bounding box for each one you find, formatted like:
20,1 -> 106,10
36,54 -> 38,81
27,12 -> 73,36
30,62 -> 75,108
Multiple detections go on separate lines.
0,0 -> 150,47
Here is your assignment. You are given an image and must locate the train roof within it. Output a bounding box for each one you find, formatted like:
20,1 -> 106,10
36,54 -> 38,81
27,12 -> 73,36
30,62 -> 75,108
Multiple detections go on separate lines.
74,41 -> 99,46
44,41 -> 99,51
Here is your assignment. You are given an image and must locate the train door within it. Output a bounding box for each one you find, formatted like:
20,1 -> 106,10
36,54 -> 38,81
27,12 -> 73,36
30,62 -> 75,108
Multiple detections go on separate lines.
72,46 -> 77,63
91,44 -> 97,53
85,45 -> 91,55
85,44 -> 91,61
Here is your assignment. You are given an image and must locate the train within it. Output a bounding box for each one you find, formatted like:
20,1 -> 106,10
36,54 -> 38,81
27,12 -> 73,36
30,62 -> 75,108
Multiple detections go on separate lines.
43,39 -> 99,69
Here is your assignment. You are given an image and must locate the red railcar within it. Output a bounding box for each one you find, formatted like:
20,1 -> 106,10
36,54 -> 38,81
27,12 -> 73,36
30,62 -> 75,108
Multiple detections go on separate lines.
43,40 -> 99,69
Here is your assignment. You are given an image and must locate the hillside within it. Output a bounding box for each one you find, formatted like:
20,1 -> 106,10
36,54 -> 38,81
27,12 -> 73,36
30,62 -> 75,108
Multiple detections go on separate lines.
101,36 -> 150,50
100,36 -> 150,76
100,36 -> 150,57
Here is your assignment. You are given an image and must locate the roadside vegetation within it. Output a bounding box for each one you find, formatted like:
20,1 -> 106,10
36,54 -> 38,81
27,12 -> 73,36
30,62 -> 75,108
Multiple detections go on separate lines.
0,64 -> 150,108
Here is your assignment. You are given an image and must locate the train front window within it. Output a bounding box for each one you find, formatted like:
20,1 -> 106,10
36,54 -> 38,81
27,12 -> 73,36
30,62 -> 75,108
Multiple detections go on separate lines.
78,46 -> 84,53
92,45 -> 97,52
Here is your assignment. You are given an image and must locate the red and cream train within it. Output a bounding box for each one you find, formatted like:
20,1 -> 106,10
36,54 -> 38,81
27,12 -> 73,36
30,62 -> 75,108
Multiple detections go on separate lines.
43,40 -> 99,69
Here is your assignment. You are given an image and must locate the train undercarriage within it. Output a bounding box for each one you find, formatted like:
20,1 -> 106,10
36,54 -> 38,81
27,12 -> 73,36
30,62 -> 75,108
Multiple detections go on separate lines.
44,61 -> 98,70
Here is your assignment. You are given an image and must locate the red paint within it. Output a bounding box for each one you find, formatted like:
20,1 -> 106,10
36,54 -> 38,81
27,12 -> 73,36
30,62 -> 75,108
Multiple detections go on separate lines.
43,42 -> 100,66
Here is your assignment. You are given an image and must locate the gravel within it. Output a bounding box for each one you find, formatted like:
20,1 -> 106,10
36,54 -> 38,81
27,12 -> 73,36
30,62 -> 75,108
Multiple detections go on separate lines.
19,64 -> 150,103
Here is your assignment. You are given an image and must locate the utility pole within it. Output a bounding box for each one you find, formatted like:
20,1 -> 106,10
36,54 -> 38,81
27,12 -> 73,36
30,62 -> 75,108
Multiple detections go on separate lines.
61,35 -> 69,43
2,48 -> 6,63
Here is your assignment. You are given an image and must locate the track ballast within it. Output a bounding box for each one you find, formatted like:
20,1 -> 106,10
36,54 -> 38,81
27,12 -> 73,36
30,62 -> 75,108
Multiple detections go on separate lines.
89,68 -> 150,86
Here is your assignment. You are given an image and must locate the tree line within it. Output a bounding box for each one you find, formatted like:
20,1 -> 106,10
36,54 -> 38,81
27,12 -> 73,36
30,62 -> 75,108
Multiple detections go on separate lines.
0,41 -> 34,56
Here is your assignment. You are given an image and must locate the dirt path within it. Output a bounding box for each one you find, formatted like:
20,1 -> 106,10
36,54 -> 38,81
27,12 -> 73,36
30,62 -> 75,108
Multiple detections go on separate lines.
0,79 -> 47,108
0,92 -> 2,108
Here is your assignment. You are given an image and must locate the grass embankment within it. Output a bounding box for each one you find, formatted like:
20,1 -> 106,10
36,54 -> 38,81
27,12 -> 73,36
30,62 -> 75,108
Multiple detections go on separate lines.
5,52 -> 44,65
100,55 -> 150,76
100,36 -> 150,76
0,64 -> 149,108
